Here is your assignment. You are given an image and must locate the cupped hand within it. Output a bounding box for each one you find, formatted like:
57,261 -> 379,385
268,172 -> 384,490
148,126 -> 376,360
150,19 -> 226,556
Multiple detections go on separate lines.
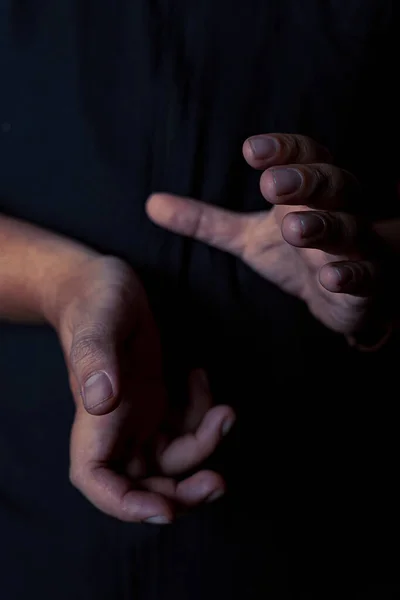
55,256 -> 235,522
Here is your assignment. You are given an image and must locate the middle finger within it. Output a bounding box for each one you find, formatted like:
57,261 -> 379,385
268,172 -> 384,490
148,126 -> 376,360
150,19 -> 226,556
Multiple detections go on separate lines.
260,163 -> 360,210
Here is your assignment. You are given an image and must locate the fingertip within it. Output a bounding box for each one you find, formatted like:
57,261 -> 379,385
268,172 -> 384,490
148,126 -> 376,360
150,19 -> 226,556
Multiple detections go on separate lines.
206,489 -> 226,504
281,213 -> 305,246
319,262 -> 371,296
122,490 -> 175,524
222,415 -> 236,437
176,471 -> 226,507
319,264 -> 343,293
86,467 -> 175,523
145,516 -> 172,525
242,135 -> 280,168
202,405 -> 236,436
146,193 -> 193,230
145,193 -> 170,224
242,139 -> 256,165
213,405 -> 236,437
260,169 -> 279,203
84,395 -> 121,416
146,193 -> 201,238
157,405 -> 236,475
140,472 -> 226,509
82,371 -> 121,416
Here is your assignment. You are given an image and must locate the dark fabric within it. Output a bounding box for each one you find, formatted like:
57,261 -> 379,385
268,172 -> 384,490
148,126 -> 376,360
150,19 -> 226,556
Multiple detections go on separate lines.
0,1 -> 400,597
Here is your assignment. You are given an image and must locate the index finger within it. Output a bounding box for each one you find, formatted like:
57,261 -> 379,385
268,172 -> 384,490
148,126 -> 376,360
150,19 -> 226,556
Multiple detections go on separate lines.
146,193 -> 256,257
243,133 -> 332,170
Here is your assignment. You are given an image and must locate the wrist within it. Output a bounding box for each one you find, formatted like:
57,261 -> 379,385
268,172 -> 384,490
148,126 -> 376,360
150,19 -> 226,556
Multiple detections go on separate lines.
40,245 -> 99,329
0,214 -> 98,323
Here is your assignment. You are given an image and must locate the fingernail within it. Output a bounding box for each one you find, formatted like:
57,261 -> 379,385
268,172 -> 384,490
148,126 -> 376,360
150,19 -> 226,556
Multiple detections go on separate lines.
83,371 -> 113,410
272,168 -> 302,196
222,418 -> 235,437
299,214 -> 325,238
249,136 -> 278,159
206,489 -> 225,503
335,266 -> 353,286
145,516 -> 171,525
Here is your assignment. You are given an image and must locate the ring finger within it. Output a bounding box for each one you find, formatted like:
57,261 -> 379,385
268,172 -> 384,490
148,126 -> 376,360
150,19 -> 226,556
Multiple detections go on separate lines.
281,210 -> 363,255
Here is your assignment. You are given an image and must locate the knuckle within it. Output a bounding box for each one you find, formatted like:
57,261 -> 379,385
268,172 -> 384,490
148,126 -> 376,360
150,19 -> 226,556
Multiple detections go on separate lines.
191,206 -> 208,240
323,211 -> 354,241
340,213 -> 359,240
293,135 -> 331,163
331,167 -> 358,201
356,261 -> 375,284
306,165 -> 359,210
179,203 -> 210,243
280,134 -> 302,161
308,165 -> 337,202
290,135 -> 317,162
297,135 -> 316,160
351,261 -> 365,282
69,327 -> 108,370
314,164 -> 331,190
271,134 -> 331,165
329,165 -> 346,193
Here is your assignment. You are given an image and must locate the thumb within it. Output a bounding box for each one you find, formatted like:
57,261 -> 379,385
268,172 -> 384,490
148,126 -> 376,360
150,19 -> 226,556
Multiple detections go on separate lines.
69,326 -> 121,416
146,193 -> 254,258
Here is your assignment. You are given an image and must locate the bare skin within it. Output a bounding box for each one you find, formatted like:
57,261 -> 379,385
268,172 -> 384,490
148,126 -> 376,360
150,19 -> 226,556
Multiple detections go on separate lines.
0,218 -> 235,523
147,133 -> 398,341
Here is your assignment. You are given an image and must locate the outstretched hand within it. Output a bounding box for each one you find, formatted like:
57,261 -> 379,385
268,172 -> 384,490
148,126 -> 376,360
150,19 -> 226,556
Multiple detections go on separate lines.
147,133 -> 394,340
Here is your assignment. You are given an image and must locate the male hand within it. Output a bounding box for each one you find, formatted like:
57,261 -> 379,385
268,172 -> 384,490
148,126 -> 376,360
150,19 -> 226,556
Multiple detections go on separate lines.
55,256 -> 235,523
147,134 -> 395,341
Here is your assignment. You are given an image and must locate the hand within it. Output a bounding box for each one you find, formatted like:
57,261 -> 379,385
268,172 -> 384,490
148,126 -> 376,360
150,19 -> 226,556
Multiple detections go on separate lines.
55,256 -> 235,522
146,134 -> 394,341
